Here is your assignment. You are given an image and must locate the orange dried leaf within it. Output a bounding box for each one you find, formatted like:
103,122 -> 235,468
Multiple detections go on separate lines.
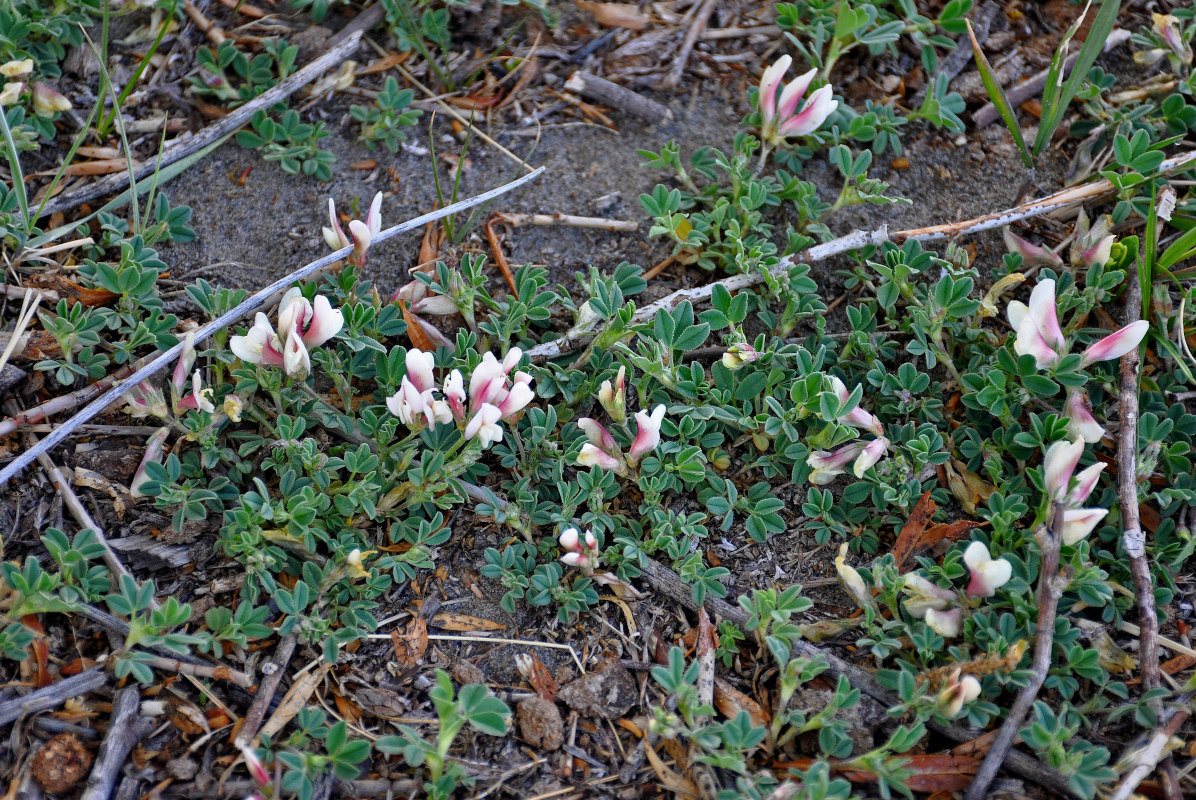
400,301 -> 438,352
332,691 -> 363,725
891,491 -> 936,570
527,652 -> 560,701
576,1 -> 649,30
713,678 -> 769,728
391,618 -> 429,667
429,612 -> 506,632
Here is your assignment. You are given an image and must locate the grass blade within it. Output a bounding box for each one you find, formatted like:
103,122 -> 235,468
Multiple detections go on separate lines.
24,133 -> 232,250
1033,0 -> 1120,156
966,20 -> 1032,169
0,109 -> 30,228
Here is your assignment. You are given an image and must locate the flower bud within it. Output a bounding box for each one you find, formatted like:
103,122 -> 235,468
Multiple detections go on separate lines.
31,82 -> 71,115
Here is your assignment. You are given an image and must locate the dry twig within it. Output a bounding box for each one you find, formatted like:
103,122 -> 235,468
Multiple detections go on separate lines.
37,31 -> 366,218
663,0 -> 716,89
564,71 -> 674,123
495,212 -> 637,232
526,149 -> 1196,362
0,665 -> 109,728
1117,260 -> 1159,696
80,685 -> 155,800
965,504 -> 1068,800
234,633 -> 298,748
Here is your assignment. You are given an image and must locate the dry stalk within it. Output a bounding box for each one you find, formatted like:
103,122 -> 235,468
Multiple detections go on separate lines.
37,30 -> 366,218
494,212 -> 638,232
663,0 -> 716,89
964,504 -> 1069,800
526,148 -> 1196,363
79,685 -> 155,800
1117,260 -> 1159,695
0,665 -> 109,727
234,633 -> 299,748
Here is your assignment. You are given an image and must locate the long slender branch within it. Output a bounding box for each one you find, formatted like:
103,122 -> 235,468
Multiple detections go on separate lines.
1118,261 -> 1159,696
234,633 -> 298,748
0,353 -> 153,438
79,685 -> 155,800
0,168 -> 544,486
0,665 -> 109,727
965,504 -> 1068,800
526,148 -> 1196,363
36,31 -> 365,218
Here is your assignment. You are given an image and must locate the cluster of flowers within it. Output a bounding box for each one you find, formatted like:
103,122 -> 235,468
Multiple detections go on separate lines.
322,192 -> 382,268
1005,206 -> 1116,274
0,60 -> 71,113
385,347 -> 534,449
806,376 -> 888,484
903,436 -> 1106,635
1007,277 -> 1148,444
573,367 -> 667,475
756,54 -> 838,148
230,288 -> 345,379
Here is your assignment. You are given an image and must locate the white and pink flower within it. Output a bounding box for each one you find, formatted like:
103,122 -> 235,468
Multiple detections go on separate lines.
757,55 -> 838,147
323,192 -> 383,267
1007,279 -> 1149,370
1064,390 -> 1105,444
806,442 -> 862,485
963,541 -> 1012,598
938,669 -> 982,717
629,404 -> 666,462
559,527 -> 600,570
598,366 -> 626,423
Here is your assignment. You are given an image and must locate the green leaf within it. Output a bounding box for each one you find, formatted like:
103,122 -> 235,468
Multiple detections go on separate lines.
1033,0 -> 1120,157
967,20 -> 1031,168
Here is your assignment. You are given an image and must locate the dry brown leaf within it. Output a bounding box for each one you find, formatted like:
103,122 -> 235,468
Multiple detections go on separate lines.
526,652 -> 559,701
356,52 -> 410,76
429,611 -> 506,632
332,691 -> 363,725
34,158 -> 138,177
777,753 -> 981,792
391,617 -> 428,667
400,301 -> 438,352
256,664 -> 328,744
25,273 -> 119,307
644,740 -> 700,798
890,491 -> 936,570
576,1 -> 649,30
713,678 -> 769,728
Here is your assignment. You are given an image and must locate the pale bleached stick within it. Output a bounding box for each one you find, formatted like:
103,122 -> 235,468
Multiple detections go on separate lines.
0,167 -> 544,486
1108,695 -> 1193,800
36,31 -> 365,218
495,212 -> 637,232
526,148 -> 1196,363
7,398 -> 135,585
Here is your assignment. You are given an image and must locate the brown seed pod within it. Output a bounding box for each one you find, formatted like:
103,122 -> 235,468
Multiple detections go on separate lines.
32,733 -> 94,794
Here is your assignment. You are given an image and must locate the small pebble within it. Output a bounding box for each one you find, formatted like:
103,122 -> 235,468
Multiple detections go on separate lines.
558,658 -> 637,720
516,697 -> 564,750
452,659 -> 486,685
